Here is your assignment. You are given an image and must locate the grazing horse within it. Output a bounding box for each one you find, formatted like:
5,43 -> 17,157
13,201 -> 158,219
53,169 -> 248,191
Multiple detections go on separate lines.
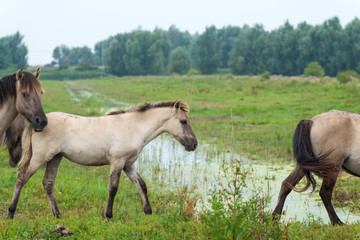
0,69 -> 47,147
6,115 -> 25,167
8,100 -> 198,219
272,110 -> 360,225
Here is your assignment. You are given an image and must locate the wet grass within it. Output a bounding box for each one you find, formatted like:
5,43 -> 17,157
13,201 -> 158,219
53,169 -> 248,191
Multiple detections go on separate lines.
1,75 -> 360,238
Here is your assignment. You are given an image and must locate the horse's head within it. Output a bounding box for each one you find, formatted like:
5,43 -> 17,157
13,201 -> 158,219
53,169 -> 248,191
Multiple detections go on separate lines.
15,68 -> 47,132
165,101 -> 197,151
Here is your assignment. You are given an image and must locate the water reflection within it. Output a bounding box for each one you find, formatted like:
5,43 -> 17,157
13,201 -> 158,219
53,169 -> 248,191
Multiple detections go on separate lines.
137,136 -> 360,224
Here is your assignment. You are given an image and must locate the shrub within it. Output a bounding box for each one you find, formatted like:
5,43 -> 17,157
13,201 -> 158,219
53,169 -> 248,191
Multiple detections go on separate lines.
187,68 -> 200,76
336,70 -> 359,84
303,62 -> 325,77
201,160 -> 282,239
260,71 -> 271,81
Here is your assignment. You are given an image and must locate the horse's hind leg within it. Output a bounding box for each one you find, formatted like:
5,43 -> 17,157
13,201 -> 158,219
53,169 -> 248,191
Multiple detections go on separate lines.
272,166 -> 304,220
42,155 -> 62,218
104,161 -> 124,220
319,171 -> 343,225
124,164 -> 152,214
8,160 -> 44,219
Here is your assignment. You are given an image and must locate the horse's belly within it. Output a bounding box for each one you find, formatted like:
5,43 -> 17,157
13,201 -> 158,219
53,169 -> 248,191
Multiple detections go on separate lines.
342,142 -> 360,176
62,151 -> 109,166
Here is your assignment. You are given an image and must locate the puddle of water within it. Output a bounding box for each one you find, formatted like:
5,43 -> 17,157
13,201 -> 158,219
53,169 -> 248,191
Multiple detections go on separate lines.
66,83 -> 132,114
136,136 -> 360,224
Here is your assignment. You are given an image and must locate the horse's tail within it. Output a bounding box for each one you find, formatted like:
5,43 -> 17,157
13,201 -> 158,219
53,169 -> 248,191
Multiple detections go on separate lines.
17,122 -> 33,176
292,119 -> 336,192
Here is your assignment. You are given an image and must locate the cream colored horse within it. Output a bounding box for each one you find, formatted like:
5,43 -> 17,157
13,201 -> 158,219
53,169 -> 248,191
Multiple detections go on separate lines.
0,68 -> 47,140
273,110 -> 360,225
8,100 -> 197,219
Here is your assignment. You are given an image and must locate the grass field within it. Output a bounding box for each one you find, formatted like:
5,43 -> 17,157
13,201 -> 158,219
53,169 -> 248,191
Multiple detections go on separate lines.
1,74 -> 360,239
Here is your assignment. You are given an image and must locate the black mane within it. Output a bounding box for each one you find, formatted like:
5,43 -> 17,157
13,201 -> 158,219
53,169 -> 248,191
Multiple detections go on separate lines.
0,74 -> 16,107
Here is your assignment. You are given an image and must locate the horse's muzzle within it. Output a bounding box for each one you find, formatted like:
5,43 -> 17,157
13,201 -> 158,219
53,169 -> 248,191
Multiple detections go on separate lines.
185,141 -> 198,151
33,117 -> 48,132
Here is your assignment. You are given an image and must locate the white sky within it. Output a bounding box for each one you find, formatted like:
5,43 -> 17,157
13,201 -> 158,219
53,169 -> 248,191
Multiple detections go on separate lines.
1,0 -> 360,65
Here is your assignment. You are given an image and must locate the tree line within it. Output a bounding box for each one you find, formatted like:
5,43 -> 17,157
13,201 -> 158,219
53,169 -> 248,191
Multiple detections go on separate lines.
0,32 -> 28,69
95,17 -> 360,77
2,17 -> 360,77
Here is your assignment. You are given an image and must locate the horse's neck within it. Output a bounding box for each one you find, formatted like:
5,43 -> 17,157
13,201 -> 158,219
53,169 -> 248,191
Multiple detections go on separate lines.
129,108 -> 171,147
0,99 -> 18,135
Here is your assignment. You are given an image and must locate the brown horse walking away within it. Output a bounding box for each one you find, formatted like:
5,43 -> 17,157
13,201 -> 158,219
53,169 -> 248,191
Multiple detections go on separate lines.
272,110 -> 360,225
8,100 -> 197,219
0,69 -> 47,151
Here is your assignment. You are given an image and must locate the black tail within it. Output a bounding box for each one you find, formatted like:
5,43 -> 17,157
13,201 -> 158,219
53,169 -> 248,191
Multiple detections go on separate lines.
293,119 -> 336,192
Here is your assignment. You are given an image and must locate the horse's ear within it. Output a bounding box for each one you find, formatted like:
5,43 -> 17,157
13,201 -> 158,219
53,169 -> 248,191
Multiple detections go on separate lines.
34,68 -> 41,79
16,69 -> 24,82
173,100 -> 181,110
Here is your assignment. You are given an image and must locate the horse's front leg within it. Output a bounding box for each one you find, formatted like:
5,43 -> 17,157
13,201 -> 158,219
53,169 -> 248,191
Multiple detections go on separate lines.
124,164 -> 152,214
104,161 -> 124,220
8,160 -> 44,218
0,133 -> 5,150
42,155 -> 62,218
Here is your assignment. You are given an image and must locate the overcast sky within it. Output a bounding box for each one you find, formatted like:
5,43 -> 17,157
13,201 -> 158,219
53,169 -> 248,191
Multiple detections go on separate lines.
2,0 -> 360,65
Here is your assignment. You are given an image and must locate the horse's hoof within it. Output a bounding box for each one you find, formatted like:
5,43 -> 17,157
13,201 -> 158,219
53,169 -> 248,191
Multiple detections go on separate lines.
144,208 -> 152,215
7,211 -> 15,219
104,213 -> 113,221
332,220 -> 344,226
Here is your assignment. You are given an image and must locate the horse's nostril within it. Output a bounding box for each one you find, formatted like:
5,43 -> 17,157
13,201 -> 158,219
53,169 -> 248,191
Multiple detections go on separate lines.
194,143 -> 198,149
42,118 -> 48,126
35,117 -> 41,124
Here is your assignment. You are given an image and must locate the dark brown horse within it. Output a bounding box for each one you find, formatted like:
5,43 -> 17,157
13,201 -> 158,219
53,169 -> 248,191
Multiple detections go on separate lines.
272,110 -> 360,225
5,115 -> 24,167
0,69 -> 47,151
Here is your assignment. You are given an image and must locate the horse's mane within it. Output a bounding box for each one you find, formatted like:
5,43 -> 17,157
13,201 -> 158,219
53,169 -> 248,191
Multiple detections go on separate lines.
106,100 -> 189,116
0,72 -> 43,107
0,74 -> 17,107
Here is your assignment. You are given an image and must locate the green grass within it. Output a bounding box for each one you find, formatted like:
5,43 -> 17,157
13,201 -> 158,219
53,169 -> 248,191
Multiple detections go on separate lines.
1,75 -> 360,239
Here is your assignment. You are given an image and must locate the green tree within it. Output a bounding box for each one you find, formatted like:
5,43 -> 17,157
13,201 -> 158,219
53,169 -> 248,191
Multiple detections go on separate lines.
0,32 -> 28,69
94,39 -> 112,66
195,26 -> 221,74
169,47 -> 191,74
167,25 -> 192,50
53,44 -> 70,66
229,25 -> 268,75
103,34 -> 128,76
147,29 -> 171,74
68,46 -> 94,66
218,26 -> 241,68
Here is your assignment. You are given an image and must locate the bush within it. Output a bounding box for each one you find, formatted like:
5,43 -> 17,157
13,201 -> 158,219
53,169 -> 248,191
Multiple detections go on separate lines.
201,160 -> 282,239
259,71 -> 271,81
303,62 -> 325,77
336,70 -> 359,84
187,68 -> 200,76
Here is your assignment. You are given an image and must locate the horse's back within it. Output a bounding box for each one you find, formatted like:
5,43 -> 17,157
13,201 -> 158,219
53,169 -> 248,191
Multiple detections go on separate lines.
310,110 -> 360,170
36,112 -> 134,166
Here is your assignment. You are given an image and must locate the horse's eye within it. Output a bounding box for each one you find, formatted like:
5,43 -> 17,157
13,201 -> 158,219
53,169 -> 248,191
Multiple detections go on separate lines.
180,119 -> 187,125
22,92 -> 29,98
